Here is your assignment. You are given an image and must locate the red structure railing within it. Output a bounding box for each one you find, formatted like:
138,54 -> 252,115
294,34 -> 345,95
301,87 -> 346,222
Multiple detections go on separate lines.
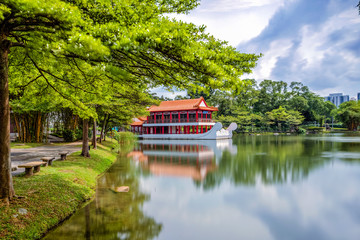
145,118 -> 215,124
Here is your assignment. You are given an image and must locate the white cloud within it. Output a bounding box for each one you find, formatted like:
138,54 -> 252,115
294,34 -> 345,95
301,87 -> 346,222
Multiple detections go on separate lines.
251,39 -> 294,80
244,3 -> 360,97
168,0 -> 288,46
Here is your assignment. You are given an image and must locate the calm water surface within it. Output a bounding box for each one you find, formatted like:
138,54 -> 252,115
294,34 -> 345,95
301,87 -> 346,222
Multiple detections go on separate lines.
44,134 -> 360,240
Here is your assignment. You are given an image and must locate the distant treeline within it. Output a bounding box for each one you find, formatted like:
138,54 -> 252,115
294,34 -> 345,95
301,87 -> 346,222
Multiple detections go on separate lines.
156,79 -> 360,133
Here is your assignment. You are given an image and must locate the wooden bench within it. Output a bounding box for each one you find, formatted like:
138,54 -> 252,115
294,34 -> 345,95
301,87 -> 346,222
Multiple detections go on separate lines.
59,152 -> 68,160
18,161 -> 47,177
41,157 -> 55,166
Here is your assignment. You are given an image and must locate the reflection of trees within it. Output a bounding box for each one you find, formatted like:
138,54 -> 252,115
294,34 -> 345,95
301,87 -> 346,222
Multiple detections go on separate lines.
44,156 -> 162,240
200,136 -> 335,190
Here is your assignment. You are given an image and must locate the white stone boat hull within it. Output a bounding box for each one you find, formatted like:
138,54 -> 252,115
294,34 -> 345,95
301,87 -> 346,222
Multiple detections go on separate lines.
139,122 -> 237,140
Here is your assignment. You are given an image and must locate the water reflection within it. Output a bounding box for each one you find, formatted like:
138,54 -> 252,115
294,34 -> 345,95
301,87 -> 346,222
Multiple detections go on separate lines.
131,140 -> 219,181
44,158 -> 162,240
44,134 -> 360,240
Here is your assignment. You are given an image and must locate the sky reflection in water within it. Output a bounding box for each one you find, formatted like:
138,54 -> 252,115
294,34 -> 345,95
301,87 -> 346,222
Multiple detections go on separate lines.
45,134 -> 360,240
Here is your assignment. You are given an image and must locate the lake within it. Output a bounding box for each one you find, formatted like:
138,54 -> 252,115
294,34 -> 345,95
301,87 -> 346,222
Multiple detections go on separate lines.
44,134 -> 360,240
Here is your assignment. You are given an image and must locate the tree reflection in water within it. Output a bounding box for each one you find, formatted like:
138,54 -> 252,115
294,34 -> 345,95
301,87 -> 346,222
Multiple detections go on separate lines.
44,156 -> 162,240
197,135 -> 360,190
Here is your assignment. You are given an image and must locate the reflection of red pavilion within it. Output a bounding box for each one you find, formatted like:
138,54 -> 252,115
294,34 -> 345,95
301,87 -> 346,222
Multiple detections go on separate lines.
128,143 -> 217,180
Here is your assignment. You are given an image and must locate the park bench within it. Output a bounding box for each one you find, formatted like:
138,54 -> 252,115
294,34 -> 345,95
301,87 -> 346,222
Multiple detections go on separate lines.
41,156 -> 55,166
59,152 -> 68,160
18,161 -> 47,177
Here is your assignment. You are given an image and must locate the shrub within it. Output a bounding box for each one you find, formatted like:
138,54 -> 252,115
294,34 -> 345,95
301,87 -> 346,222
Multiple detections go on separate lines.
113,131 -> 136,143
62,129 -> 76,142
296,127 -> 307,134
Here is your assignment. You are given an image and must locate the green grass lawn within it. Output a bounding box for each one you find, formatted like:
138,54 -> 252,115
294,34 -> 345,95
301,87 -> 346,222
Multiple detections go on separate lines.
0,140 -> 118,240
10,142 -> 47,149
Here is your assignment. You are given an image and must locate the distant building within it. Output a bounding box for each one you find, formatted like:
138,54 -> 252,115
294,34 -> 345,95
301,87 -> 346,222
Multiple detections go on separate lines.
358,92 -> 360,101
324,93 -> 349,107
350,97 -> 357,101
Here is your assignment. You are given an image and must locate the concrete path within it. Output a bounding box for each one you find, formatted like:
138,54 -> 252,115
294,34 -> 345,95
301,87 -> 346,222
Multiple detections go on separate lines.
11,142 -> 82,175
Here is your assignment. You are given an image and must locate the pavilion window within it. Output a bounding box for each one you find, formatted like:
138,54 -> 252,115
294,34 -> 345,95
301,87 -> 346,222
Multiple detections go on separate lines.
180,113 -> 187,122
189,113 -> 196,121
172,113 -> 178,120
163,112 -> 170,123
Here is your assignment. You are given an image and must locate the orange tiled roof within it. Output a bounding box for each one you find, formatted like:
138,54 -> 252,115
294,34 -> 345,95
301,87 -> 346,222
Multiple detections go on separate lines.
148,97 -> 218,112
131,121 -> 144,126
138,116 -> 148,121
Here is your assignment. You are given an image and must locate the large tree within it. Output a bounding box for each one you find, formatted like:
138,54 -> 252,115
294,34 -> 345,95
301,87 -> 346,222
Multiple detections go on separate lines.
1,0 -> 260,204
0,0 -> 89,205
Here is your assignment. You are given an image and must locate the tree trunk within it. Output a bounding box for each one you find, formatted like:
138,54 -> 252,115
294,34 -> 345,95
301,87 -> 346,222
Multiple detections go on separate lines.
35,112 -> 41,143
92,118 -> 97,149
0,38 -> 15,204
14,114 -> 21,142
99,114 -> 108,144
81,119 -> 90,157
103,115 -> 109,142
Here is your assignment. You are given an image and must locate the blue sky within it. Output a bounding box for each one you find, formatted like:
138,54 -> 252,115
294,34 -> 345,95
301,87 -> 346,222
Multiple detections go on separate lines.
160,0 -> 360,98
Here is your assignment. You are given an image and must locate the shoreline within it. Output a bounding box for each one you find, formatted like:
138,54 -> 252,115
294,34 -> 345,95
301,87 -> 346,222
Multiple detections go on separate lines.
0,141 -> 118,240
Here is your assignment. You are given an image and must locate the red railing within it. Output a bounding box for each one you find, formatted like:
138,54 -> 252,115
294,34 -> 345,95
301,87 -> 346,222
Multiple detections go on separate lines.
144,118 -> 215,124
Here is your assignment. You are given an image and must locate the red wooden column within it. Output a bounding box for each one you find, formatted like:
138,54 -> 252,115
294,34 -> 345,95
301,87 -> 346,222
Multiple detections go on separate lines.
178,112 -> 180,123
196,110 -> 199,134
201,125 -> 203,133
147,127 -> 149,134
187,111 -> 189,122
162,112 -> 164,134
169,113 -> 172,133
192,126 -> 195,134
154,113 -> 156,123
154,126 -> 156,134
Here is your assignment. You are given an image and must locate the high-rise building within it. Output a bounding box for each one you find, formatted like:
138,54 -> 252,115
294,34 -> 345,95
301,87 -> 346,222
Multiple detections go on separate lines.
324,93 -> 350,107
358,92 -> 360,101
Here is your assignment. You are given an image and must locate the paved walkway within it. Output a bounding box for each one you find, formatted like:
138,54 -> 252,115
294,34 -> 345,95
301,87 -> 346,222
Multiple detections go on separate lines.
11,142 -> 82,175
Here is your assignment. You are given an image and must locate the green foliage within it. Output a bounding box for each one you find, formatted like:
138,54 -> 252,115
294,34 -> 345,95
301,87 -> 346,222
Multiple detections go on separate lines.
336,101 -> 360,130
305,127 -> 325,133
296,127 -> 307,134
113,131 -> 137,143
265,106 -> 304,132
3,0 -> 260,139
196,80 -> 337,132
62,129 -> 77,142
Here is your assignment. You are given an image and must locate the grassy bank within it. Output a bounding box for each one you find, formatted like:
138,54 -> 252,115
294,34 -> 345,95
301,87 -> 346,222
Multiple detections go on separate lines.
10,143 -> 47,149
0,141 -> 118,240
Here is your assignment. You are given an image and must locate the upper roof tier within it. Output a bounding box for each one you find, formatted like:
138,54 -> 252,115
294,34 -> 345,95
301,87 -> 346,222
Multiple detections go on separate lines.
148,97 -> 218,112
